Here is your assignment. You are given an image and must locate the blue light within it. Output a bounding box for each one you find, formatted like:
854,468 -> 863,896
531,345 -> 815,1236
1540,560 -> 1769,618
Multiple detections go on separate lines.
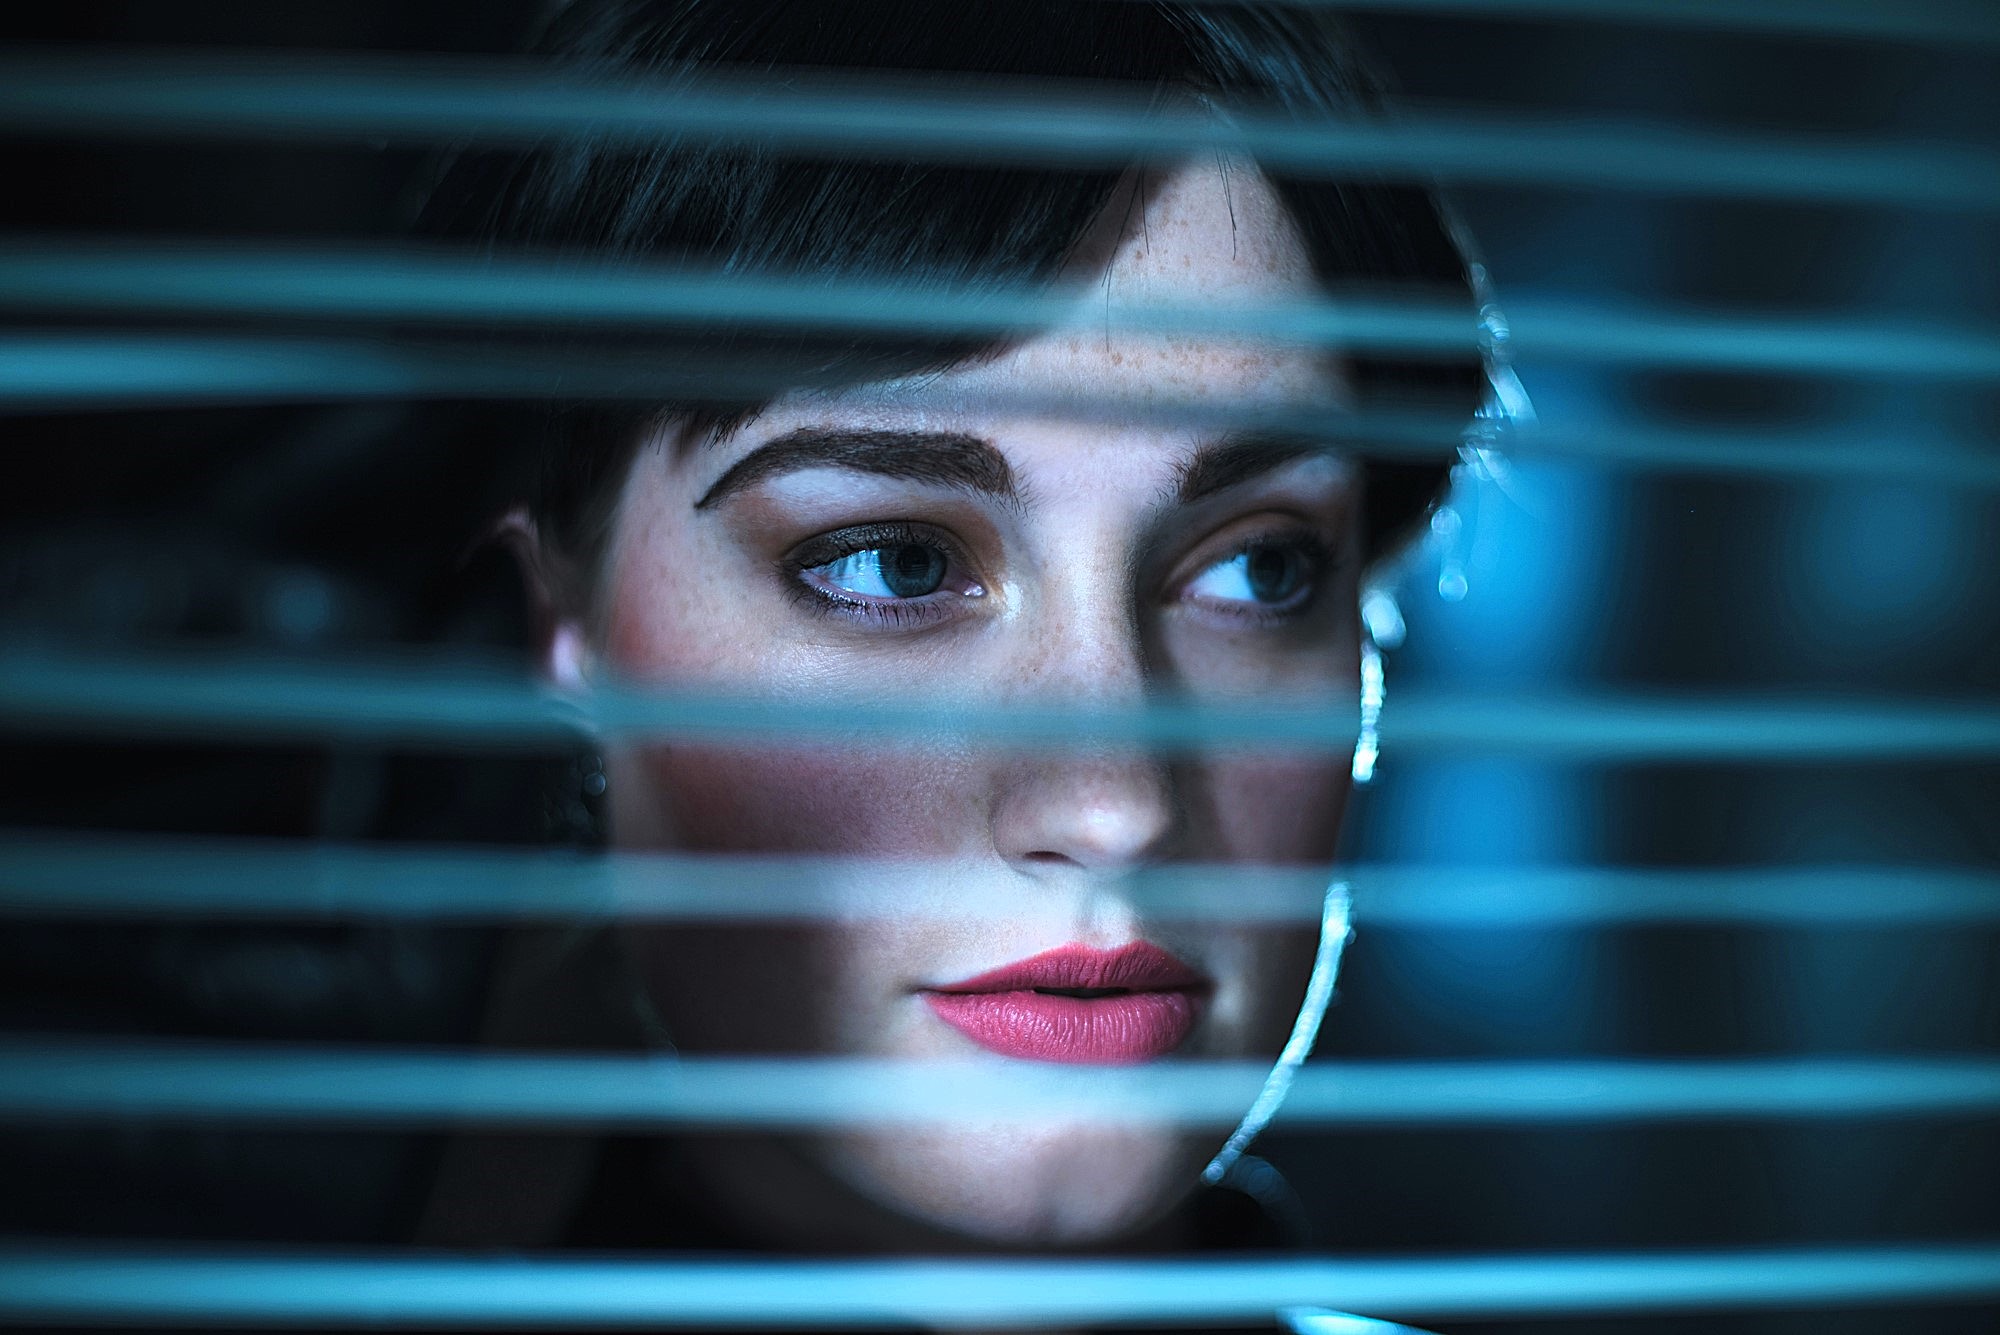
1,1241 -> 1996,1326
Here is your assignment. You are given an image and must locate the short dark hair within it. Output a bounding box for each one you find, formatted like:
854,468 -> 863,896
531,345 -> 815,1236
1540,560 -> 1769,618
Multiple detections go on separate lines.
423,0 -> 1485,593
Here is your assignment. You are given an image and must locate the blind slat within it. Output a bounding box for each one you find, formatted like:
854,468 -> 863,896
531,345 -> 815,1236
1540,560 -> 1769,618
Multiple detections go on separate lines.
9,333 -> 1999,490
6,649 -> 1999,758
4,243 -> 1998,384
4,831 -> 1997,925
1171,0 -> 2000,48
2,1242 -> 1998,1325
2,53 -> 1996,210
3,1042 -> 1997,1126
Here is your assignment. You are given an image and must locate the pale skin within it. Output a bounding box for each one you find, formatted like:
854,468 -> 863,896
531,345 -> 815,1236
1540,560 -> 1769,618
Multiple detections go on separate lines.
529,161 -> 1362,1250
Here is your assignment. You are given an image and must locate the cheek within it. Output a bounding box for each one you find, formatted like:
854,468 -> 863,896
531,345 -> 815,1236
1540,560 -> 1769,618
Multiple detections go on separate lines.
611,741 -> 988,857
634,924 -> 839,1054
819,1122 -> 1210,1246
611,741 -> 989,1059
1191,755 -> 1351,864
1173,758 -> 1344,1057
1199,922 -> 1324,1057
632,920 -> 945,1057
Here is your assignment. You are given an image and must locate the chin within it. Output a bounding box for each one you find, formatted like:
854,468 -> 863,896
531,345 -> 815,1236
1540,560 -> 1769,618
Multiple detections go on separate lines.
824,1121 -> 1209,1248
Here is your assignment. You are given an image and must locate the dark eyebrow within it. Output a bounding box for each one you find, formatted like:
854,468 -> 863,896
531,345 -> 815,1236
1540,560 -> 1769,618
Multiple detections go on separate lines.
693,427 -> 1018,511
1174,433 -> 1328,506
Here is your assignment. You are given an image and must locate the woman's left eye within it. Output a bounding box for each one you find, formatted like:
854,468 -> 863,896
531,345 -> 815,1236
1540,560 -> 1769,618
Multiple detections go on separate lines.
1184,540 -> 1323,612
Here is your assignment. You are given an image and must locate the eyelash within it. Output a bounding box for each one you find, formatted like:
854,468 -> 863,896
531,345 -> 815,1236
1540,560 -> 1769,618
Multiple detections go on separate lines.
780,521 -> 976,628
1181,530 -> 1340,627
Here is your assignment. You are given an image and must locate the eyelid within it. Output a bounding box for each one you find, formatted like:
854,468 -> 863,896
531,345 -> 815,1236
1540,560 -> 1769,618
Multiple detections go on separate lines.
1192,532 -> 1333,589
1165,523 -> 1342,629
781,519 -> 987,626
787,520 -> 971,572
1165,513 -> 1339,594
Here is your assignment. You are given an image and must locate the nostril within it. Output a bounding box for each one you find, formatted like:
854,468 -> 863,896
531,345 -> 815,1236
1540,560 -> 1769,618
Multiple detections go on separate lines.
992,759 -> 1179,874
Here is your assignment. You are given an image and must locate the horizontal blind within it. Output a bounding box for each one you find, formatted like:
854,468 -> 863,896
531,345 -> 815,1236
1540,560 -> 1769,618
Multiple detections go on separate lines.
1,2 -> 1996,1331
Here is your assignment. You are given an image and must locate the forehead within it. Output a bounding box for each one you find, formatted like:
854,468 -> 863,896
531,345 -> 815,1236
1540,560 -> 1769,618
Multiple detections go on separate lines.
716,160 -> 1343,455
1076,158 -> 1321,310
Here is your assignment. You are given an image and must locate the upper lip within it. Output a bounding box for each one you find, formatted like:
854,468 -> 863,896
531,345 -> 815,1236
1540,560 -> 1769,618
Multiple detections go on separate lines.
927,941 -> 1206,995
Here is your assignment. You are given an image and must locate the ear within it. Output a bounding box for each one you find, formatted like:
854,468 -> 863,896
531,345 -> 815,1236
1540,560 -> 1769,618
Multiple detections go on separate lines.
492,506 -> 593,690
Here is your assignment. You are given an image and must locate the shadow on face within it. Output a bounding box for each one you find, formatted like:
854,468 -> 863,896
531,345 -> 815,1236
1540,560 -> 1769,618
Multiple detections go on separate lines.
548,162 -> 1359,1247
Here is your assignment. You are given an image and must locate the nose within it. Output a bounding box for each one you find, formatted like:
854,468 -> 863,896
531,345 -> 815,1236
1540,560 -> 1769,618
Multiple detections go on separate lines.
986,599 -> 1179,875
991,748 -> 1179,873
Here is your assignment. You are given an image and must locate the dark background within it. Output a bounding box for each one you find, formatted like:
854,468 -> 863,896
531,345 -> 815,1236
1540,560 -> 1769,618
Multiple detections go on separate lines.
1,4 -> 1996,1333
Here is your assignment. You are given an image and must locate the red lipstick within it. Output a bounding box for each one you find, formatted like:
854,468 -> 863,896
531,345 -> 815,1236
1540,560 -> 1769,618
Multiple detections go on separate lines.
922,942 -> 1207,1065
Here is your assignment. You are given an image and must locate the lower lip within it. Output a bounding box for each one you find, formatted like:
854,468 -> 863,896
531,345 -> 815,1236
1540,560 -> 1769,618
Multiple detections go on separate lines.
923,990 -> 1200,1064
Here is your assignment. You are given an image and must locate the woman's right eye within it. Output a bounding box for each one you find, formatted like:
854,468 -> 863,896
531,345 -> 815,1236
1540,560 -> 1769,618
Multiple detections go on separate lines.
785,523 -> 985,624
812,542 -> 949,599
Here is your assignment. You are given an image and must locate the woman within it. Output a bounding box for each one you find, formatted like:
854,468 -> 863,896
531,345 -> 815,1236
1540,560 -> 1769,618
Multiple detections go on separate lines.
423,0 -> 1487,1256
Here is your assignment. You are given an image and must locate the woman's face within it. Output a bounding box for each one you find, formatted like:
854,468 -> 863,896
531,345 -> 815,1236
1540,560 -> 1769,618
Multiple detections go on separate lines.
570,162 -> 1359,1248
